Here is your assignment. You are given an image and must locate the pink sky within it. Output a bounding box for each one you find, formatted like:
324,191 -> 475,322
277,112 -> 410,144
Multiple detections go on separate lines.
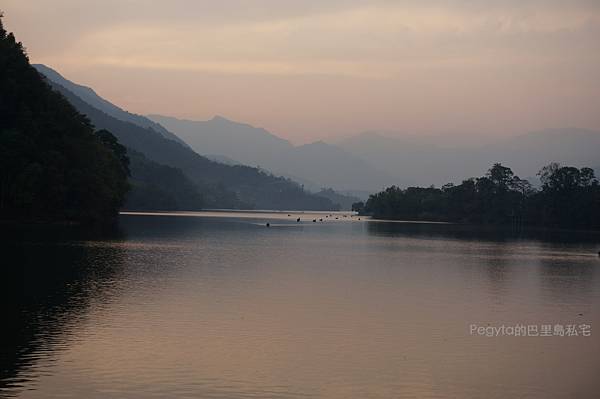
3,0 -> 600,144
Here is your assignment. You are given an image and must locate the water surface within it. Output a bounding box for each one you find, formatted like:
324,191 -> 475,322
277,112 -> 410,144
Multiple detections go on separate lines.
1,211 -> 599,398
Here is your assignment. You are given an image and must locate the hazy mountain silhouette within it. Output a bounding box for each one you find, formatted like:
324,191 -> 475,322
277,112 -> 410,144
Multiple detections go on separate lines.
314,188 -> 361,211
204,154 -> 243,166
149,115 -> 394,192
337,132 -> 465,187
33,68 -> 599,196
483,128 -> 600,175
33,65 -> 189,147
338,129 -> 600,187
149,114 -> 292,166
273,141 -> 395,191
36,66 -> 340,211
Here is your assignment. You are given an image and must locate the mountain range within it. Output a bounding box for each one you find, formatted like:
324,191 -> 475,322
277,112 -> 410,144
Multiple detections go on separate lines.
34,65 -> 343,211
336,129 -> 600,187
151,114 -> 600,191
33,65 -> 188,148
34,64 -> 600,204
149,114 -> 393,192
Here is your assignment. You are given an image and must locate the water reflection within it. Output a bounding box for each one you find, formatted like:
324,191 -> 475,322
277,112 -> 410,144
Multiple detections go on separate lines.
366,220 -> 600,243
0,227 -> 126,397
1,213 -> 599,398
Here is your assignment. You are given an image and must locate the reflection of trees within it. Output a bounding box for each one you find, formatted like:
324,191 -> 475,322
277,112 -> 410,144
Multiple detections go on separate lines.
0,226 -> 125,397
366,222 -> 520,291
537,244 -> 598,302
366,221 -> 497,241
366,221 -> 600,306
365,221 -> 600,244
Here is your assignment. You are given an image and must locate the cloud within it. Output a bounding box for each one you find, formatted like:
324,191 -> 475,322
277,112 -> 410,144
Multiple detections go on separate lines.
3,0 -> 599,139
31,1 -> 599,78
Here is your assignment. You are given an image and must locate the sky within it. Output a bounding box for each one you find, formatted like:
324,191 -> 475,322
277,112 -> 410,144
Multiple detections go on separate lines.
3,0 -> 600,144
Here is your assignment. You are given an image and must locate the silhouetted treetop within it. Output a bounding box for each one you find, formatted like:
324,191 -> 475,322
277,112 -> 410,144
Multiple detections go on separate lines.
364,163 -> 599,230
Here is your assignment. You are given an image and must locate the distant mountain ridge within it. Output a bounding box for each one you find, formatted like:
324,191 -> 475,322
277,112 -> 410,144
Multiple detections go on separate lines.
36,65 -> 340,211
34,66 -> 600,196
149,114 -> 395,192
315,188 -> 361,211
149,114 -> 293,165
337,129 -> 600,187
151,113 -> 600,192
33,64 -> 189,147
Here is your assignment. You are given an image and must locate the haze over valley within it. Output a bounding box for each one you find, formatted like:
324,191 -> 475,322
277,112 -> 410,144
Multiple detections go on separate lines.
152,113 -> 600,192
25,62 -> 600,205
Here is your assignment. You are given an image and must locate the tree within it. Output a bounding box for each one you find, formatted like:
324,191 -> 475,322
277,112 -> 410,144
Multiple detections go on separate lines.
510,176 -> 534,196
538,162 -> 561,191
579,167 -> 597,187
362,161 -> 598,229
531,163 -> 600,228
487,163 -> 514,191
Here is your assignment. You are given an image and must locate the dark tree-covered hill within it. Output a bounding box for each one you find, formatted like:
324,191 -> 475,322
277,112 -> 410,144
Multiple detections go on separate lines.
124,150 -> 206,211
0,16 -> 129,224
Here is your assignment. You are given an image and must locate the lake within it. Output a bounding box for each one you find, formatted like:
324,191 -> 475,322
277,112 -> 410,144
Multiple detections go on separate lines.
1,211 -> 599,398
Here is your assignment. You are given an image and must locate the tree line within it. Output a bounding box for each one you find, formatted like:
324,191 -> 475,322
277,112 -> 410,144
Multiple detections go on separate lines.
353,163 -> 600,230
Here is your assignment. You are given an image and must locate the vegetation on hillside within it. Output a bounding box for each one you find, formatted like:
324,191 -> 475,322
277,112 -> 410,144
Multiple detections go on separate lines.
0,16 -> 129,224
363,163 -> 600,230
124,150 -> 205,211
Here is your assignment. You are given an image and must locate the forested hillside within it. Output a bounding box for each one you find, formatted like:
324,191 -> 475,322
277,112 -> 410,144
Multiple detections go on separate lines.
124,150 -> 205,211
0,17 -> 129,224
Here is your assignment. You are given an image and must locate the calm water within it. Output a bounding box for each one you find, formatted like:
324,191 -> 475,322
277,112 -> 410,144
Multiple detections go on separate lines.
1,211 -> 599,398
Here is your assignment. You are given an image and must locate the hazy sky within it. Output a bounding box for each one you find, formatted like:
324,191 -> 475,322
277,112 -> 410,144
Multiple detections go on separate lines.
3,0 -> 600,143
